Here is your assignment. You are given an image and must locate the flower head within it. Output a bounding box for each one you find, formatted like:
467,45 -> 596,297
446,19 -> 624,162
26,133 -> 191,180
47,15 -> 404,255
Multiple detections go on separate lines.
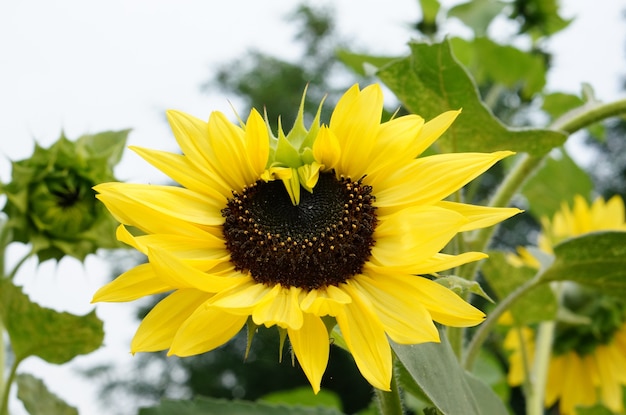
506,195 -> 626,414
93,84 -> 519,392
1,131 -> 128,262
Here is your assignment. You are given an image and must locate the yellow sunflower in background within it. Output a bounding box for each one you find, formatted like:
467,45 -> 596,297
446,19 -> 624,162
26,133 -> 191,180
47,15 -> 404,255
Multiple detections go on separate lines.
506,195 -> 626,414
93,84 -> 519,392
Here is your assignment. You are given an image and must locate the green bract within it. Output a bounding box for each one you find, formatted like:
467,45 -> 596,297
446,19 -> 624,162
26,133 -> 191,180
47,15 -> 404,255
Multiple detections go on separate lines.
0,130 -> 129,262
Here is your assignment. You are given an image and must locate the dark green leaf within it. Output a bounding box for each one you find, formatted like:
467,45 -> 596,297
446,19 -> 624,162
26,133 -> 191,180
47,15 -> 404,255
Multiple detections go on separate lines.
391,329 -> 508,415
138,397 -> 345,415
0,279 -> 104,364
540,231 -> 626,296
377,39 -> 566,155
16,373 -> 79,415
448,0 -> 506,36
521,148 -> 593,219
482,252 -> 557,325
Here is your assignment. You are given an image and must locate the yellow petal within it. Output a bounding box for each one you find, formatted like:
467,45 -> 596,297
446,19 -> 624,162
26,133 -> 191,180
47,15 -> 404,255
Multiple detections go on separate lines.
560,352 -> 596,414
594,346 -> 623,412
208,280 -> 275,314
371,206 -> 467,268
312,126 -> 341,172
95,183 -> 223,238
373,151 -> 514,212
366,114 -> 424,175
206,111 -> 259,191
331,84 -> 382,179
350,275 -> 440,344
300,285 -> 352,316
545,354 -> 565,407
148,247 -> 248,292
288,313 -> 330,394
413,110 -> 461,156
131,289 -> 209,352
92,263 -> 171,303
365,252 -> 488,276
337,282 -> 392,391
131,146 -> 232,199
168,306 -> 247,357
398,275 -> 485,327
436,201 -> 522,231
244,109 -> 270,174
166,110 -> 216,180
252,285 -> 304,330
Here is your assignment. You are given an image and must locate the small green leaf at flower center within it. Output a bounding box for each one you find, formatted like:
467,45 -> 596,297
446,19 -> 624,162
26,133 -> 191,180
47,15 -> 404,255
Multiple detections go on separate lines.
222,172 -> 377,291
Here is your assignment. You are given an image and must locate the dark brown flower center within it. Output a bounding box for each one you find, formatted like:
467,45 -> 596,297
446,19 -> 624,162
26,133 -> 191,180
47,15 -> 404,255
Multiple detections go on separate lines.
221,172 -> 377,290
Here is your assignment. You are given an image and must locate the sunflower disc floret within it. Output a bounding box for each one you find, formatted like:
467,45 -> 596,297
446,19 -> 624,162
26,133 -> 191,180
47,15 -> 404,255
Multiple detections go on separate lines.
93,84 -> 520,392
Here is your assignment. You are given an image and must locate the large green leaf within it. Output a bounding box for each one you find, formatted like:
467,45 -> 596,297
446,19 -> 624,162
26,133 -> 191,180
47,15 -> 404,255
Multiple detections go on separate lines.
540,231 -> 626,296
0,278 -> 104,364
138,397 -> 344,415
482,252 -> 557,325
521,148 -> 593,219
392,330 -> 508,415
16,373 -> 78,415
336,50 -> 397,77
377,39 -> 566,155
450,37 -> 546,99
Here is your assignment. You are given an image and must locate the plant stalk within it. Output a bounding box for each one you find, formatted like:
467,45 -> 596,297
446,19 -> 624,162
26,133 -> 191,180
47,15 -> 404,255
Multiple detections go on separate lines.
375,369 -> 404,415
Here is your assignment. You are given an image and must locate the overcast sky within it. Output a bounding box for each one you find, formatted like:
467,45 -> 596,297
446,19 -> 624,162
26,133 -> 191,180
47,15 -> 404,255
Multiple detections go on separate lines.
1,1 -> 625,414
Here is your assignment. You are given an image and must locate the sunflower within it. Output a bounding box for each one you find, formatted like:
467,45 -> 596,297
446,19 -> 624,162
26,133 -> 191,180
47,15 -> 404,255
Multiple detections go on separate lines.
506,195 -> 626,414
93,84 -> 519,392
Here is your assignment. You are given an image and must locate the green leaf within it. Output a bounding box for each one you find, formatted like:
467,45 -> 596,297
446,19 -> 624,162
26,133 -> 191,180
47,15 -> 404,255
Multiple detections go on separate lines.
16,373 -> 78,415
259,387 -> 342,411
448,0 -> 506,36
450,37 -> 546,99
77,129 -> 130,167
540,231 -> 626,296
435,275 -> 493,303
391,330 -> 508,415
521,148 -> 593,219
576,404 -> 614,415
138,397 -> 345,415
336,49 -> 398,77
0,278 -> 104,364
482,252 -> 557,325
377,39 -> 566,155
543,91 -> 606,140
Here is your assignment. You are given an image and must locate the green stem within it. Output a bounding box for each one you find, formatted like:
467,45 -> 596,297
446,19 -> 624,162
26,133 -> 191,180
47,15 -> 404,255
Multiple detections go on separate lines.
463,274 -> 542,371
551,98 -> 626,133
5,250 -> 34,281
0,322 -> 4,414
0,358 -> 20,415
375,368 -> 404,415
526,319 -> 555,415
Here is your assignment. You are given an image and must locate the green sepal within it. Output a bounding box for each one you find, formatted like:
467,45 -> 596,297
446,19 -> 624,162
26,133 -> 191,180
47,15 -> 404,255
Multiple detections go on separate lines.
244,318 -> 259,361
16,373 -> 78,415
435,275 -> 494,303
277,326 -> 288,363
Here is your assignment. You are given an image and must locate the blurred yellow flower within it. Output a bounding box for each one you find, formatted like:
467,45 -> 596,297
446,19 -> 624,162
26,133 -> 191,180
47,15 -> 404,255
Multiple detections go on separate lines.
93,84 -> 519,392
506,195 -> 626,414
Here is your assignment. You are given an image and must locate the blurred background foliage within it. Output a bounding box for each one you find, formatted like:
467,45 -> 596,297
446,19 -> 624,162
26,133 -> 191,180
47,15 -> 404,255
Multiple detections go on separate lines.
83,1 -> 626,414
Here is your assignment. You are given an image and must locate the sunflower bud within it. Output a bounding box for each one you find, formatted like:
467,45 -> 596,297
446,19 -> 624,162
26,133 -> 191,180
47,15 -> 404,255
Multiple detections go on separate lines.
1,130 -> 129,262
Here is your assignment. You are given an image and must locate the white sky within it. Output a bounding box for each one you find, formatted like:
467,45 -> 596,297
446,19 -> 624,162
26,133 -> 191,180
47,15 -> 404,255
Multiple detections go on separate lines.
1,1 -> 625,414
